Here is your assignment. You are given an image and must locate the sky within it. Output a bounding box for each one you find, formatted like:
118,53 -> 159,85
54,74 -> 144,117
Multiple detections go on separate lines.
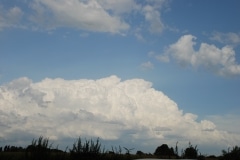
0,0 -> 240,156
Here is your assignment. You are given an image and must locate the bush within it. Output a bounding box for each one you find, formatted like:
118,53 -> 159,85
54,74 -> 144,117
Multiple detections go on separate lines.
69,137 -> 102,160
182,142 -> 198,159
25,136 -> 52,160
154,144 -> 175,158
220,146 -> 240,160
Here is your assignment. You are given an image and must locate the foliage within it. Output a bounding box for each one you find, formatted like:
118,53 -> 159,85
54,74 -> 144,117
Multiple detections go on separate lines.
154,144 -> 175,158
69,137 -> 102,160
175,141 -> 179,158
25,136 -> 52,160
1,136 -> 240,160
220,146 -> 240,160
1,145 -> 24,152
136,150 -> 144,155
182,142 -> 198,159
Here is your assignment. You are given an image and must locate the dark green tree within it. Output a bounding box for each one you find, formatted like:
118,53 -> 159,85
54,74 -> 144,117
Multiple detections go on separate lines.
175,141 -> 179,157
25,136 -> 52,160
154,144 -> 175,158
182,142 -> 198,159
69,137 -> 102,160
136,150 -> 144,156
221,146 -> 240,160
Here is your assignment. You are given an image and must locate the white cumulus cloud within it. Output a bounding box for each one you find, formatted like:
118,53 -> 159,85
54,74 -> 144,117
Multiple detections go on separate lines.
0,0 -> 168,35
29,0 -> 130,33
0,75 -> 240,154
157,34 -> 240,76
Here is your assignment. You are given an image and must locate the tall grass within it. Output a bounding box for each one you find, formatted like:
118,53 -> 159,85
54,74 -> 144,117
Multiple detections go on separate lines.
69,137 -> 102,160
25,136 -> 52,160
1,136 -> 235,160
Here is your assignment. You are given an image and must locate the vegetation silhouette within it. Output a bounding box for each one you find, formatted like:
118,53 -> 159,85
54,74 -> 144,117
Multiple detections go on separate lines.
181,142 -> 198,159
25,136 -> 52,160
154,144 -> 175,158
0,136 -> 239,160
220,146 -> 240,160
69,137 -> 102,160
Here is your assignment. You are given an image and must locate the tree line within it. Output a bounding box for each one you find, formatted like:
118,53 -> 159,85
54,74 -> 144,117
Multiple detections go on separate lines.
0,136 -> 239,160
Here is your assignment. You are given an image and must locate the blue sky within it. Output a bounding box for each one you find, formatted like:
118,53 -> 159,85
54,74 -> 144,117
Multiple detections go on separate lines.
1,0 -> 240,156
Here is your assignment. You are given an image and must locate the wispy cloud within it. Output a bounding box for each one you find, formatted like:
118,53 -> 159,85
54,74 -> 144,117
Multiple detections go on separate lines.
0,0 -> 168,35
210,32 -> 240,46
156,34 -> 240,76
0,75 -> 239,153
29,0 -> 130,33
142,4 -> 164,33
0,5 -> 24,30
141,61 -> 154,70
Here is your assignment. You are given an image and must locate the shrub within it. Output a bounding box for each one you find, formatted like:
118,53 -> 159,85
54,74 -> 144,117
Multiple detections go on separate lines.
69,137 -> 102,160
220,146 -> 240,160
25,136 -> 52,160
182,142 -> 198,159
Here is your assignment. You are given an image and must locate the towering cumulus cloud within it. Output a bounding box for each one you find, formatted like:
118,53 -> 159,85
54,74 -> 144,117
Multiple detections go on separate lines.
0,75 -> 239,153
